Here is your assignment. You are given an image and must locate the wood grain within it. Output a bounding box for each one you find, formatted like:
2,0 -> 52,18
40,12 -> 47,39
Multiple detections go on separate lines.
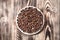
0,0 -> 60,40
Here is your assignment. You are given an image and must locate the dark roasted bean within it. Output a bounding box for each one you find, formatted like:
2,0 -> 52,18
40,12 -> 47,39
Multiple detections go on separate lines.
17,7 -> 43,33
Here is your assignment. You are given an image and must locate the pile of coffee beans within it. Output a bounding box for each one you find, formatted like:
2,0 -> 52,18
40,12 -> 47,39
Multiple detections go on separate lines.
17,7 -> 43,33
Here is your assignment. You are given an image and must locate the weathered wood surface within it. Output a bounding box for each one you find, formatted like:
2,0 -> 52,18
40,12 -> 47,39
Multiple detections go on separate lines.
0,0 -> 60,40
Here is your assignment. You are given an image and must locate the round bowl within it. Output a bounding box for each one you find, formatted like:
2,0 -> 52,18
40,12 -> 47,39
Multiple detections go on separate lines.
16,6 -> 45,35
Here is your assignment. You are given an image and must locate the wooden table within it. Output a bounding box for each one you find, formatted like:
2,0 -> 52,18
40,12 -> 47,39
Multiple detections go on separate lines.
0,0 -> 59,40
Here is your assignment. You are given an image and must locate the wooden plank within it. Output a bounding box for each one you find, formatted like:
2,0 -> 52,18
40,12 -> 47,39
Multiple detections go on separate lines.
0,0 -> 59,40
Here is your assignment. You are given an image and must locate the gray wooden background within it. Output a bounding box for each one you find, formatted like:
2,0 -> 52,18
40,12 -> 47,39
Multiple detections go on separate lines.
0,0 -> 60,40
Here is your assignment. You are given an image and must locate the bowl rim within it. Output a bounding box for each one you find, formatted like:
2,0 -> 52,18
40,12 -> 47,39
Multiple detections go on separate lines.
16,6 -> 45,35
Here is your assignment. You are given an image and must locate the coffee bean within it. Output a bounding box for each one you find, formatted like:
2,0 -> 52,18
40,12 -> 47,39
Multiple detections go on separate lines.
17,7 -> 43,33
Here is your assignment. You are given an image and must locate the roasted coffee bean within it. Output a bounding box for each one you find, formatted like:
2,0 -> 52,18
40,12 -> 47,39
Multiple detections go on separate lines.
17,7 -> 43,33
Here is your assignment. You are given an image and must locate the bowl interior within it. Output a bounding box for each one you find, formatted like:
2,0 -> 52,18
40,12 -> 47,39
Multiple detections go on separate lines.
16,6 -> 45,35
